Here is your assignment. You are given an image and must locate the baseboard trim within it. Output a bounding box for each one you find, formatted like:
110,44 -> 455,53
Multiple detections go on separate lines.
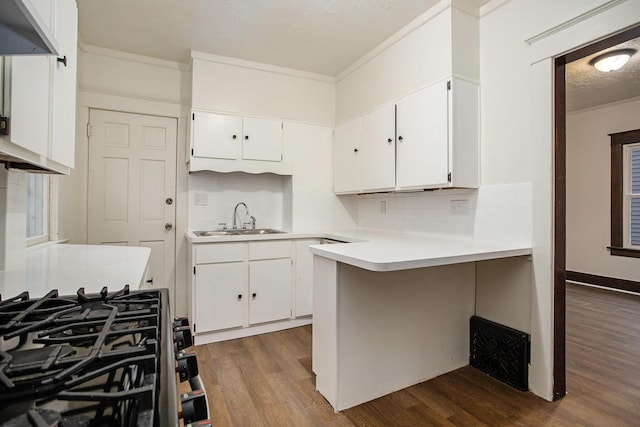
566,271 -> 640,294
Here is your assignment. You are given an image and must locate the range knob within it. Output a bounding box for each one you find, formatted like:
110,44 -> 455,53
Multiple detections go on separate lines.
174,317 -> 193,350
180,389 -> 209,424
176,351 -> 199,382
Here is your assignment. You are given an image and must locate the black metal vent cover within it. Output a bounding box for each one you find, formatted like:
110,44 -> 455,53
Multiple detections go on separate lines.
469,316 -> 530,391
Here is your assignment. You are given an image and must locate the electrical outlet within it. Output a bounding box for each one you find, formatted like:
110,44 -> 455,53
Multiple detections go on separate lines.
194,192 -> 208,206
450,199 -> 470,215
380,200 -> 387,214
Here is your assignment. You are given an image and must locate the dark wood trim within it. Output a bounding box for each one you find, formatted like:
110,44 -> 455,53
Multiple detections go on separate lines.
553,58 -> 567,401
610,129 -> 640,252
560,26 -> 640,64
609,246 -> 640,258
554,24 -> 640,402
566,270 -> 640,294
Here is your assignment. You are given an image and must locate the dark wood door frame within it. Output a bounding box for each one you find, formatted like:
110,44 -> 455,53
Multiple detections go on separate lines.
553,25 -> 640,401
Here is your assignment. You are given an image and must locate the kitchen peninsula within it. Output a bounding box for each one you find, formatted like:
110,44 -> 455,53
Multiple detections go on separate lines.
309,230 -> 531,411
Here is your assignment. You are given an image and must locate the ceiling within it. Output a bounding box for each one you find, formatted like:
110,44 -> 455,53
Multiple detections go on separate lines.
76,1 -> 640,111
566,37 -> 640,112
76,0 -> 493,76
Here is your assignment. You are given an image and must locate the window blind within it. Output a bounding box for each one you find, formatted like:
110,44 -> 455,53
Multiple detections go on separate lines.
631,148 -> 640,246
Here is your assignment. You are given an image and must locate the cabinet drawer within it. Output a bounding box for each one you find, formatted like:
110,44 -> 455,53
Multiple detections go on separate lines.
195,243 -> 246,264
249,241 -> 292,260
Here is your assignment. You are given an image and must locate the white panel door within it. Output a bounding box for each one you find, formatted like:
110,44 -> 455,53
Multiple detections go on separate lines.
242,117 -> 282,161
334,118 -> 362,194
397,82 -> 449,189
249,258 -> 292,324
360,103 -> 396,192
192,111 -> 242,159
50,0 -> 78,168
194,262 -> 247,332
88,110 -> 177,295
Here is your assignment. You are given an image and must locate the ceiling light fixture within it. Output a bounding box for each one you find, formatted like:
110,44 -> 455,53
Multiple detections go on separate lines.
589,49 -> 636,72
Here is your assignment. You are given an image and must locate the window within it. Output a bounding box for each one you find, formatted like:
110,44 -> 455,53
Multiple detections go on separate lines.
26,173 -> 49,245
610,129 -> 640,257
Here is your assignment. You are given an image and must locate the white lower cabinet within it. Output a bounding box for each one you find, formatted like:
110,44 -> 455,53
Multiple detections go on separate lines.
191,239 -> 310,338
249,258 -> 292,324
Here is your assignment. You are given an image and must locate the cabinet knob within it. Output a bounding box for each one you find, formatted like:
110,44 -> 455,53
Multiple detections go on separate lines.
354,148 -> 359,153
245,135 -> 249,140
57,56 -> 67,67
387,138 -> 392,144
398,136 -> 403,142
238,294 -> 243,300
232,134 -> 237,139
252,293 -> 257,298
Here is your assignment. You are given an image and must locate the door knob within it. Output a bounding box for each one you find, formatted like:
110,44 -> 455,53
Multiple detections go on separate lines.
165,223 -> 173,231
166,197 -> 174,205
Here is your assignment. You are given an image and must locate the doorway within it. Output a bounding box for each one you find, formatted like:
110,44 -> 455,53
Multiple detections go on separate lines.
87,109 -> 178,294
554,25 -> 640,400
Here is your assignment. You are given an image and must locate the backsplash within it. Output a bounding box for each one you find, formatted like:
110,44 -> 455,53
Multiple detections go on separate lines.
188,171 -> 288,231
0,169 -> 27,270
357,183 -> 532,244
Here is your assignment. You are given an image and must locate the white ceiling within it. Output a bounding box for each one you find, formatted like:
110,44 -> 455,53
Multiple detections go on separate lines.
76,0 -> 491,76
76,1 -> 640,111
566,37 -> 640,112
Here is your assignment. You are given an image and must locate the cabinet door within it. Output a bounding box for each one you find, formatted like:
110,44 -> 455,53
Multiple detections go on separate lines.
396,82 -> 449,189
360,103 -> 396,192
334,118 -> 362,194
192,111 -> 242,159
50,0 -> 78,168
294,239 -> 320,317
249,258 -> 292,324
242,117 -> 282,161
194,262 -> 247,332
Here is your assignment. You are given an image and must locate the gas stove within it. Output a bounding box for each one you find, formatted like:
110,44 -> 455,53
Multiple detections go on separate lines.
0,286 -> 208,427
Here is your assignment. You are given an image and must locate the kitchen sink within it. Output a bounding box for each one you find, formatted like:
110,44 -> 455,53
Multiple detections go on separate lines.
193,228 -> 286,237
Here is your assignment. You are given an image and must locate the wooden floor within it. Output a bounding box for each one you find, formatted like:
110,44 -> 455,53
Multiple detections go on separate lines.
179,282 -> 640,426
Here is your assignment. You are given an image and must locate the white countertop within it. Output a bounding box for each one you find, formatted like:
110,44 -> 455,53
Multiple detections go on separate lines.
0,244 -> 151,299
186,228 -> 532,272
308,230 -> 532,272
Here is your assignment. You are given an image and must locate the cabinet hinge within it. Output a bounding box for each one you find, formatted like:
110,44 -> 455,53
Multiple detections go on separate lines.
0,116 -> 9,136
86,123 -> 95,138
448,172 -> 452,182
193,266 -> 196,275
447,80 -> 451,90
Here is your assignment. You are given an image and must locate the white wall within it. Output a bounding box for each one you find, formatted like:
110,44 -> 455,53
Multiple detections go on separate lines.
0,169 -> 27,270
191,52 -> 335,126
567,97 -> 640,282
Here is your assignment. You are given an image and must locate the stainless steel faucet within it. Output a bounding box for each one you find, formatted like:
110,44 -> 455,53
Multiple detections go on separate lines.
232,202 -> 256,229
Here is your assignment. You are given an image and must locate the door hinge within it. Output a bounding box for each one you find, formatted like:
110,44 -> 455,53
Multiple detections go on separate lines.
0,116 -> 9,136
193,266 -> 196,275
86,123 -> 95,138
448,172 -> 452,182
447,80 -> 451,90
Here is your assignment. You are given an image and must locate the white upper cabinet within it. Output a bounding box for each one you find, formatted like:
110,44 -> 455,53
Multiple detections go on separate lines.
50,0 -> 78,168
396,81 -> 449,189
0,0 -> 77,174
191,111 -> 242,160
333,77 -> 479,194
189,111 -> 287,174
334,116 -> 362,194
242,116 -> 282,162
360,103 -> 396,193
